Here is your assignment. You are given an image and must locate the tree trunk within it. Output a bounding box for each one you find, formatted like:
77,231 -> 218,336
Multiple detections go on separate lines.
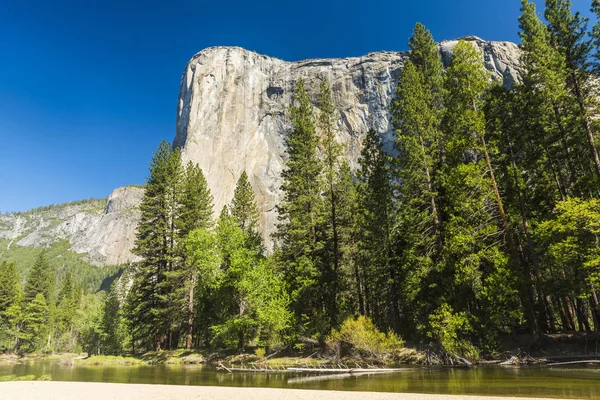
186,272 -> 195,350
542,139 -> 568,201
590,290 -> 600,331
564,297 -> 576,331
418,135 -> 441,251
476,102 -> 539,339
353,258 -> 365,316
329,178 -> 340,326
506,132 -> 554,333
552,104 -> 580,193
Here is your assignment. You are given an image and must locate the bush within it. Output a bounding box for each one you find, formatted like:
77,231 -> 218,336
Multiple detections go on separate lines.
326,316 -> 404,361
255,347 -> 266,359
428,303 -> 480,360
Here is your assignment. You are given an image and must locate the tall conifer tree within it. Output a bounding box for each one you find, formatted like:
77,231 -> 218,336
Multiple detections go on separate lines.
276,78 -> 325,333
545,0 -> 600,189
173,161 -> 214,349
355,129 -> 396,330
23,250 -> 54,306
230,171 -> 262,253
440,40 -> 522,347
391,23 -> 445,333
128,141 -> 182,351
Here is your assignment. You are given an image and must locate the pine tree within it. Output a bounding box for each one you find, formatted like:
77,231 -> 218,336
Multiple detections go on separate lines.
178,161 -> 214,236
391,22 -> 445,334
128,141 -> 182,351
440,40 -> 521,350
100,282 -> 124,355
0,262 -> 20,315
355,129 -> 396,330
230,171 -> 262,252
276,78 -> 325,333
231,171 -> 259,233
0,261 -> 21,351
318,77 -> 346,328
19,293 -> 49,353
485,85 -> 557,333
57,273 -> 77,330
546,0 -> 600,189
592,0 -> 600,69
55,272 -> 78,350
519,0 -> 594,332
23,250 -> 54,305
519,0 -> 580,197
174,161 -> 214,349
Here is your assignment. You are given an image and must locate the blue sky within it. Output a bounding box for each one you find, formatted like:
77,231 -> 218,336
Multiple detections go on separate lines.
0,0 -> 594,212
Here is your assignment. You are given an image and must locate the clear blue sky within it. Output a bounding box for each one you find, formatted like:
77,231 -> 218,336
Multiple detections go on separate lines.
0,0 -> 594,212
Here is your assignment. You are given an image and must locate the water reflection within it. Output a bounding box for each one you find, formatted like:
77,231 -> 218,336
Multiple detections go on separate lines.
0,362 -> 598,399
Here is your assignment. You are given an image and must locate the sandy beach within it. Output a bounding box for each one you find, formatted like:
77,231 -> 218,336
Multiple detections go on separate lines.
0,381 -> 568,400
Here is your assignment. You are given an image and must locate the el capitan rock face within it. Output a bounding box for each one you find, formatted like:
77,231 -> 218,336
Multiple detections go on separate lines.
0,38 -> 522,264
174,38 -> 522,244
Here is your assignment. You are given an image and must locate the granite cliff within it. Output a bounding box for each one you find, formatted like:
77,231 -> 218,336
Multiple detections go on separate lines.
175,37 -> 522,243
0,186 -> 143,267
0,37 -> 522,264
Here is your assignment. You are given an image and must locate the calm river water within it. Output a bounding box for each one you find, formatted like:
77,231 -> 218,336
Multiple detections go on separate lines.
1,362 -> 599,398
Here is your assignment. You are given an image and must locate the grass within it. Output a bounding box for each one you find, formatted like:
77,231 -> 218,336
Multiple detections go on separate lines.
0,374 -> 51,381
76,355 -> 144,366
77,350 -> 207,366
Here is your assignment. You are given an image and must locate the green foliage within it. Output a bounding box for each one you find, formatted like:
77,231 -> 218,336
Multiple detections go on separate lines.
11,7 -> 600,360
255,347 -> 266,359
9,198 -> 106,216
178,161 -> 214,236
230,171 -> 260,235
326,316 -> 404,361
78,293 -> 104,356
429,304 -> 480,360
19,293 -> 49,353
0,262 -> 20,315
23,250 -> 54,305
128,141 -> 183,351
355,128 -> 397,330
539,198 -> 600,291
0,238 -> 116,293
276,78 -> 325,334
210,212 -> 290,349
0,261 -> 21,352
318,77 -> 355,329
100,282 -> 125,355
391,23 -> 445,334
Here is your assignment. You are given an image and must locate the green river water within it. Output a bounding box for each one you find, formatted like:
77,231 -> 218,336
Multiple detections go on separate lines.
1,362 -> 599,398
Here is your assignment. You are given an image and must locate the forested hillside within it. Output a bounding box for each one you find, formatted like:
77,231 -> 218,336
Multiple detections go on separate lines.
2,0 -> 600,361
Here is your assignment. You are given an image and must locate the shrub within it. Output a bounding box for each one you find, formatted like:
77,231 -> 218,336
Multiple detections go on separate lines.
255,347 -> 266,359
428,303 -> 480,360
326,316 -> 404,361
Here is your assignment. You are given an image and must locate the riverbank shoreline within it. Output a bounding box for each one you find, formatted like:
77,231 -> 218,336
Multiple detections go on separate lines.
1,332 -> 598,368
0,381 -> 570,400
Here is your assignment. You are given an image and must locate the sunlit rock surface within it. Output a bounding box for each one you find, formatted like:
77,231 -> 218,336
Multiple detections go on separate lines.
174,38 -> 522,244
0,186 -> 143,266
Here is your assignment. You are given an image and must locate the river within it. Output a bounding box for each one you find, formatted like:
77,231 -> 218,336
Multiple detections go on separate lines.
1,362 -> 599,398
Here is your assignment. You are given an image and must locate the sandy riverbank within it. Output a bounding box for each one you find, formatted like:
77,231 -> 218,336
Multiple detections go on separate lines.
0,381 -> 568,400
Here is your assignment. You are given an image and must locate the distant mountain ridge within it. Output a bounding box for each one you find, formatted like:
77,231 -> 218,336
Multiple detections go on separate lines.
0,186 -> 143,267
